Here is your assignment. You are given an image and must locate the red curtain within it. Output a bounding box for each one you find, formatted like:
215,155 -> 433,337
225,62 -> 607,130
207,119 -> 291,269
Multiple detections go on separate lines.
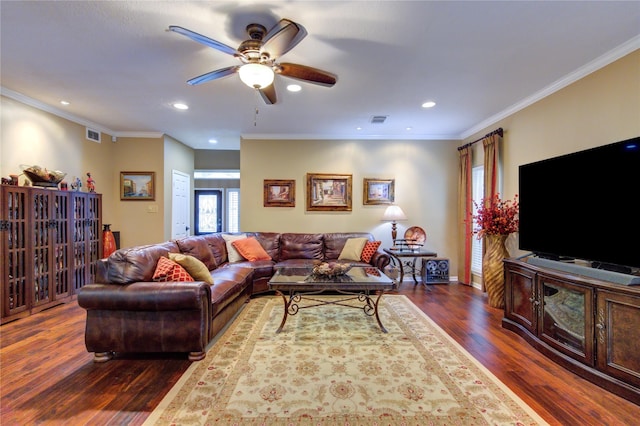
457,146 -> 473,285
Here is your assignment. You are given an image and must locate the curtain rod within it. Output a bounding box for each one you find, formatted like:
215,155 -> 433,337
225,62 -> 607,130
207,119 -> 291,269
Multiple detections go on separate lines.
457,127 -> 503,151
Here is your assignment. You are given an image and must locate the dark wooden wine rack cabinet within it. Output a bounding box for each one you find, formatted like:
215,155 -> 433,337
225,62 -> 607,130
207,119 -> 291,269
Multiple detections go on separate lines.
0,186 -> 102,324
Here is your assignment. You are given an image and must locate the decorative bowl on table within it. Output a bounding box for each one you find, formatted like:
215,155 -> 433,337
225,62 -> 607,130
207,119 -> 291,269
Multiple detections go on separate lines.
311,261 -> 351,278
21,165 -> 66,188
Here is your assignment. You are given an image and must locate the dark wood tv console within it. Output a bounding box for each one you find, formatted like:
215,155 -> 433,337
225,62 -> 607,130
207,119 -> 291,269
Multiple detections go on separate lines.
503,258 -> 640,404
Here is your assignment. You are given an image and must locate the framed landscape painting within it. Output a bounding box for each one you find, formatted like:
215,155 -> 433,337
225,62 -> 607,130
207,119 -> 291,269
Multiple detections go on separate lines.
306,173 -> 352,211
363,178 -> 395,205
120,171 -> 155,201
264,179 -> 295,207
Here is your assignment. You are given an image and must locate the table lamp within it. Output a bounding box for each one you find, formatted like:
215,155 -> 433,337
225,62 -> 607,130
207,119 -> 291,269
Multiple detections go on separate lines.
381,205 -> 407,246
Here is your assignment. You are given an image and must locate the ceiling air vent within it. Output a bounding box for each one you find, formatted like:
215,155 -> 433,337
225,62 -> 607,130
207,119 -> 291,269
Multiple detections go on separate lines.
370,115 -> 388,124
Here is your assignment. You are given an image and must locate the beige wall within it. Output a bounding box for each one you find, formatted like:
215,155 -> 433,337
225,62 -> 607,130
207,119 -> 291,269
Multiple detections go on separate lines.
463,49 -> 639,266
0,96 -> 195,249
1,95 -> 117,223
240,138 -> 460,268
164,135 -> 195,239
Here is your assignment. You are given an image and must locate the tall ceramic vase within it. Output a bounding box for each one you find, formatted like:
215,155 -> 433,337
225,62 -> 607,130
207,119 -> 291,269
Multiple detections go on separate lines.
102,224 -> 117,259
482,234 -> 509,309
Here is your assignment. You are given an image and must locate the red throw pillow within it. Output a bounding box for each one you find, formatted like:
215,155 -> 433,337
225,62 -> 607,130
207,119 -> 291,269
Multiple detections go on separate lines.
232,236 -> 272,261
152,256 -> 195,282
360,241 -> 382,263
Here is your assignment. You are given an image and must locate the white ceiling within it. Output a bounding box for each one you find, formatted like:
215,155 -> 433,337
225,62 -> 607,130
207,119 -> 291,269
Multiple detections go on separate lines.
1,1 -> 639,150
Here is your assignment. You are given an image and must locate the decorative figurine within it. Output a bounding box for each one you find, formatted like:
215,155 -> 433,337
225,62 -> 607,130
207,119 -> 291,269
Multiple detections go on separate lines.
86,172 -> 95,193
71,177 -> 82,191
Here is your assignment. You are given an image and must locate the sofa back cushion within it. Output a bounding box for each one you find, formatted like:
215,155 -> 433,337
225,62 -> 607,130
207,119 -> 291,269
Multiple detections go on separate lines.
200,233 -> 228,266
247,232 -> 281,261
323,233 -> 374,260
105,241 -> 180,284
280,233 -> 324,260
175,235 -> 218,270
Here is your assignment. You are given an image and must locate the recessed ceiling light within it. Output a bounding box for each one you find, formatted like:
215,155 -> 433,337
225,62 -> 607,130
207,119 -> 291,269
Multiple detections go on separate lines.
422,101 -> 436,108
287,84 -> 302,92
406,127 -> 412,131
173,103 -> 189,110
208,139 -> 217,144
60,100 -> 70,106
356,127 -> 362,131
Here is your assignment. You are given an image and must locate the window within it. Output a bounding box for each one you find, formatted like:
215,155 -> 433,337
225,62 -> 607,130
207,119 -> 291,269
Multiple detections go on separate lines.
471,166 -> 484,274
227,188 -> 240,233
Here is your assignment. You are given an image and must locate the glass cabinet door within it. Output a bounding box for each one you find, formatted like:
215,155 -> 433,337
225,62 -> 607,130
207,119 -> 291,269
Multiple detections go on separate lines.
539,274 -> 594,365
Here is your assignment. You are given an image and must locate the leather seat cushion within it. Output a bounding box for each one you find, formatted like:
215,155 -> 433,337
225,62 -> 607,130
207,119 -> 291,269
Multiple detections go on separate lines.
210,267 -> 254,316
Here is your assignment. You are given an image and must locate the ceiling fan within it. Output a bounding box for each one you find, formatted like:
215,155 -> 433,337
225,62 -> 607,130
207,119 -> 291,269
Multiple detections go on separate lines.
168,18 -> 337,105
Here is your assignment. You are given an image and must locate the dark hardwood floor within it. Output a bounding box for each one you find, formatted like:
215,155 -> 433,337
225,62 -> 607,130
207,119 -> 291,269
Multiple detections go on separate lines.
2,283 -> 639,425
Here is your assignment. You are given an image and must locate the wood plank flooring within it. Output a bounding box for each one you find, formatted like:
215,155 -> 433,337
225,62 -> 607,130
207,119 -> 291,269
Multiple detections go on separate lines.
1,283 -> 639,425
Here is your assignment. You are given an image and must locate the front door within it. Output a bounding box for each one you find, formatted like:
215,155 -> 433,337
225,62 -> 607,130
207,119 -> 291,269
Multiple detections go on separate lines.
195,190 -> 222,234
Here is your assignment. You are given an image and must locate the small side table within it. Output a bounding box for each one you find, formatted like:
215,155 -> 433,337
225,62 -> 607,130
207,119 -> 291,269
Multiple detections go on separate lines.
383,248 -> 438,284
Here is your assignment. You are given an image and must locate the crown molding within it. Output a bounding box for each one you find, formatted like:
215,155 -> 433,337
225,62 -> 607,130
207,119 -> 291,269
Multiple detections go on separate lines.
1,86 -> 164,140
1,87 -> 115,135
241,133 -> 459,141
459,35 -> 640,140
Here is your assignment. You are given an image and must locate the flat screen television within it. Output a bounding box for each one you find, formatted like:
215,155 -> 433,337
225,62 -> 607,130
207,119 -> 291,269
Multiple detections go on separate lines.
518,136 -> 640,272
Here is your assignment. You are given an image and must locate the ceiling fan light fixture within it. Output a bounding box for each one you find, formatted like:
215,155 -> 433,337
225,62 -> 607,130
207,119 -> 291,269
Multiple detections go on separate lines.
239,63 -> 274,89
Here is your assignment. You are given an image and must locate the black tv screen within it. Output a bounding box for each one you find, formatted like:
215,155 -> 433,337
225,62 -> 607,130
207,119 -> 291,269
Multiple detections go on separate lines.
518,136 -> 640,270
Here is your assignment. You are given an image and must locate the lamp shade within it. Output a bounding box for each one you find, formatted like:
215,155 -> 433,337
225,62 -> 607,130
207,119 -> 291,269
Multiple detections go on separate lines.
238,63 -> 275,89
381,205 -> 407,222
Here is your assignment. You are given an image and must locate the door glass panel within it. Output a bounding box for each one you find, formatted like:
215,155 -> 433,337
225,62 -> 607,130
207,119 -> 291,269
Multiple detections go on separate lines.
195,190 -> 222,234
542,281 -> 586,352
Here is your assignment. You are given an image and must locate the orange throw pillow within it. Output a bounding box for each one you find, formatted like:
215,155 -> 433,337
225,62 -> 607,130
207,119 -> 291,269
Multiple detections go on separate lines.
232,237 -> 272,261
152,256 -> 195,282
360,241 -> 382,263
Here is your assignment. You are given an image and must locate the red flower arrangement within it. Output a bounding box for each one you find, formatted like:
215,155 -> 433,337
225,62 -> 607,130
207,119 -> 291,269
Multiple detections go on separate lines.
473,194 -> 519,238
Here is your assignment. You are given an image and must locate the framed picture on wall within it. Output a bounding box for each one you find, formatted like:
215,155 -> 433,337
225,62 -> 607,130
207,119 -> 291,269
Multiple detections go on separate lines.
363,178 -> 395,205
306,173 -> 352,211
120,171 -> 155,201
264,179 -> 295,207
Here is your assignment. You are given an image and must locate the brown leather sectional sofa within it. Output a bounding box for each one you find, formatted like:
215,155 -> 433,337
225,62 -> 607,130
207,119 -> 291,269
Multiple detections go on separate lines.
78,232 -> 390,362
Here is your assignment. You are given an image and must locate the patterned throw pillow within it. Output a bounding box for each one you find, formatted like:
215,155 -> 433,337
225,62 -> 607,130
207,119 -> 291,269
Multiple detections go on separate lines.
232,236 -> 272,261
168,253 -> 214,284
361,241 -> 382,263
152,256 -> 195,282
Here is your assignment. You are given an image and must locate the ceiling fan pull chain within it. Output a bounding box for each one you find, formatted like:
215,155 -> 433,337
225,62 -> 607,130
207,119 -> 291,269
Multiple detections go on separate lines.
253,90 -> 260,127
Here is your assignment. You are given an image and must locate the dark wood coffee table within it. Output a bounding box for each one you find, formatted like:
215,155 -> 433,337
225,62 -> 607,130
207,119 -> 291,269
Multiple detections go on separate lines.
268,266 -> 396,333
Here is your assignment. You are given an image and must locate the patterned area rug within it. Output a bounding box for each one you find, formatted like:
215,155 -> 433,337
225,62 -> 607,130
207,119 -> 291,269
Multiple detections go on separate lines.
144,295 -> 547,425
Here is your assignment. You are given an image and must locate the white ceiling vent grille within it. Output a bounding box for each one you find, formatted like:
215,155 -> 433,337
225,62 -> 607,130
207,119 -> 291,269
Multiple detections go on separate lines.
370,115 -> 388,124
86,127 -> 101,143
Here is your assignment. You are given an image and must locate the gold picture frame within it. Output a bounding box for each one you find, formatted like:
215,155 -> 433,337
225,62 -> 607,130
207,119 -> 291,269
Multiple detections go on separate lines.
363,178 -> 395,205
120,171 -> 155,201
306,173 -> 352,211
264,179 -> 295,207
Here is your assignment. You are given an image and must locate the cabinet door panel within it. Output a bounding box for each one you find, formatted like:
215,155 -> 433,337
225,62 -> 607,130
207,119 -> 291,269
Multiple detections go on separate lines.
596,290 -> 640,388
1,188 -> 30,320
505,265 -> 537,333
539,274 -> 594,365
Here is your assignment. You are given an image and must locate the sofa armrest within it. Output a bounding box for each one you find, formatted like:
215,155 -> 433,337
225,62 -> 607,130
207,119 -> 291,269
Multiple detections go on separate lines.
78,281 -> 211,311
370,251 -> 391,271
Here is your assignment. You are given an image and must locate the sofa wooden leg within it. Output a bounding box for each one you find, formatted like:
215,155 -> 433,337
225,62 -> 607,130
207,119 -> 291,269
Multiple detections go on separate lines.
188,351 -> 206,361
93,352 -> 113,363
